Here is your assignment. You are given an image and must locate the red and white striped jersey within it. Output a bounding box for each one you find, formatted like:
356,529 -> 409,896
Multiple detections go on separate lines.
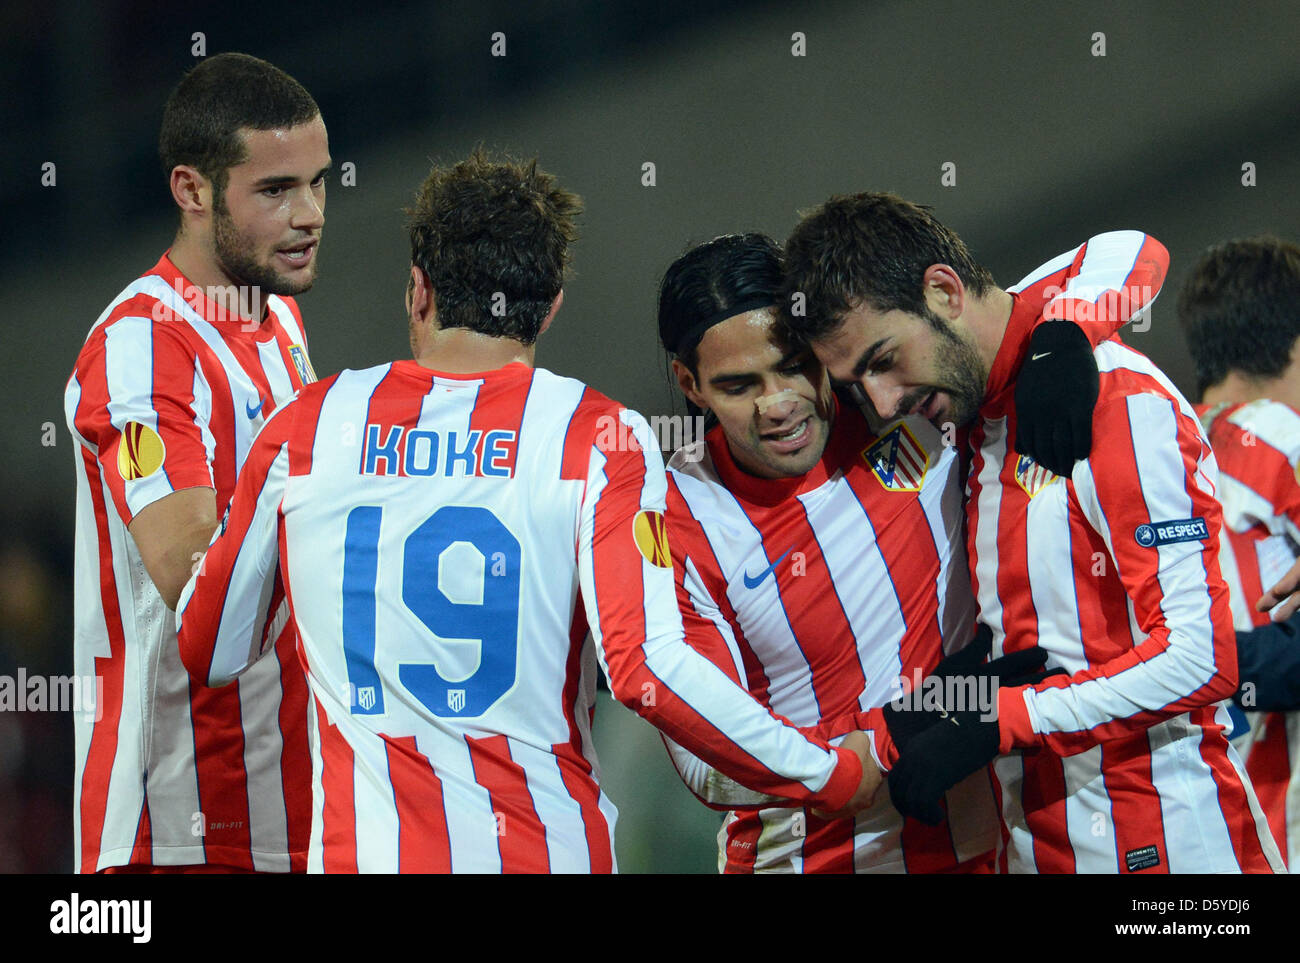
663,402 -> 999,873
1198,399 -> 1300,867
63,253 -> 315,872
176,360 -> 865,873
969,237 -> 1284,873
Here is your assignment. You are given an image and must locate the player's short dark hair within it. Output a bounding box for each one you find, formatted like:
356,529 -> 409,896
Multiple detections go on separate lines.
159,52 -> 319,208
1177,236 -> 1300,398
778,191 -> 995,346
657,233 -> 784,376
407,149 -> 581,344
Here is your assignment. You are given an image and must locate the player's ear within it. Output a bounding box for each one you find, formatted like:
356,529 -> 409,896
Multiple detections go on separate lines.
538,289 -> 564,337
170,165 -> 210,219
921,263 -> 965,321
672,358 -> 707,411
408,264 -> 436,325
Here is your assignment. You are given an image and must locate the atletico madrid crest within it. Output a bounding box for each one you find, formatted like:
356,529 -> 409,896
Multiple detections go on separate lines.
1014,454 -> 1059,498
864,421 -> 929,491
288,344 -> 316,385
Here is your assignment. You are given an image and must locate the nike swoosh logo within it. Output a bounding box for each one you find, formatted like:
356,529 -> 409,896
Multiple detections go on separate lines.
246,397 -> 265,419
743,549 -> 791,589
1031,351 -> 1051,361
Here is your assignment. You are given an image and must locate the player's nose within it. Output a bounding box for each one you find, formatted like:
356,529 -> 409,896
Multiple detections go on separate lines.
291,187 -> 325,230
861,377 -> 904,421
755,385 -> 800,424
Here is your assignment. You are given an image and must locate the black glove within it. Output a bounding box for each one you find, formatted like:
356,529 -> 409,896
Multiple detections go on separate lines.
880,625 -> 1054,754
1013,320 -> 1099,477
888,707 -> 1000,825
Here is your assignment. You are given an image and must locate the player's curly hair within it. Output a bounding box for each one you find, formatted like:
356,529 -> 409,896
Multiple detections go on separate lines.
778,191 -> 995,347
407,149 -> 581,344
1177,236 -> 1300,398
159,52 -> 319,211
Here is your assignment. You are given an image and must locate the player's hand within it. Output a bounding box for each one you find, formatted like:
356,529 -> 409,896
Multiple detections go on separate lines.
881,625 -> 1055,753
1013,320 -> 1099,478
814,730 -> 882,820
1256,554 -> 1300,620
888,709 -> 1000,825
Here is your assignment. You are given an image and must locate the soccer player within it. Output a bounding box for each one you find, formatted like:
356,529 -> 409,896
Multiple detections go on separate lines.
655,233 -> 1147,872
64,53 -> 328,872
175,152 -> 880,873
1178,236 -> 1300,867
780,192 -> 1283,873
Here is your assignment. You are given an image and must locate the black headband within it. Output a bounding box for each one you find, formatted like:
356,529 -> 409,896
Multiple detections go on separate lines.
668,297 -> 779,357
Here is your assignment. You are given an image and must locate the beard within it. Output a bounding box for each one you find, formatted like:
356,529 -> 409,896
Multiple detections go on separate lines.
212,201 -> 317,298
897,307 -> 988,429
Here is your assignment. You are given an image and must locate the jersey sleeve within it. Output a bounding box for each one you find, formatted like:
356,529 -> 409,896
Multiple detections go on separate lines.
1227,403 -> 1300,543
176,401 -> 294,686
997,389 -> 1238,754
69,316 -> 216,525
577,407 -> 863,811
1040,231 -> 1169,345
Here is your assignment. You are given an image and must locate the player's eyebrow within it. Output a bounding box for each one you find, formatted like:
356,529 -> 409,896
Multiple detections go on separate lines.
851,339 -> 890,380
708,370 -> 757,388
252,162 -> 333,189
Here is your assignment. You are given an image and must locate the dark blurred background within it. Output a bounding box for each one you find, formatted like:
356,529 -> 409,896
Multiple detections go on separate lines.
2,0 -> 1298,872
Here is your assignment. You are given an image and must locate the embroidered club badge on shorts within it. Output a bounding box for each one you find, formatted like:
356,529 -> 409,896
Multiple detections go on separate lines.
117,422 -> 166,481
864,421 -> 929,491
288,344 -> 316,384
632,510 -> 671,568
1014,454 -> 1058,498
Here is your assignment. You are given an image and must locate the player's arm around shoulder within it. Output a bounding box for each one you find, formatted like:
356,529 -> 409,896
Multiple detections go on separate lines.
1042,231 -> 1169,340
176,400 -> 297,686
578,406 -> 877,814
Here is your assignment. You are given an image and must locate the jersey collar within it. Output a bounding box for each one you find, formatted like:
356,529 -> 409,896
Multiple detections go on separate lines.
705,395 -> 868,507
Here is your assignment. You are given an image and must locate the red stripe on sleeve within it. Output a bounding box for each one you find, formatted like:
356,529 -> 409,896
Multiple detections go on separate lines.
147,322 -> 215,497
190,336 -> 240,513
597,424 -> 859,809
177,411 -> 292,683
1040,233 -> 1169,342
